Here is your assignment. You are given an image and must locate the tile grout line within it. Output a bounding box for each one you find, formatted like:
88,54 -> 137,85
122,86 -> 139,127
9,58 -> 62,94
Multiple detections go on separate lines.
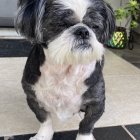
122,125 -> 137,140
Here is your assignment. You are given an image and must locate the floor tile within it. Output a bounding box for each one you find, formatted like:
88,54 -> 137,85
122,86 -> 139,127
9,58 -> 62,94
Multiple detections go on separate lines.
5,132 -> 77,140
109,43 -> 140,69
132,63 -> 140,68
2,126 -> 134,140
0,39 -> 31,57
126,124 -> 140,140
53,131 -> 77,140
7,134 -> 35,140
94,126 -> 133,140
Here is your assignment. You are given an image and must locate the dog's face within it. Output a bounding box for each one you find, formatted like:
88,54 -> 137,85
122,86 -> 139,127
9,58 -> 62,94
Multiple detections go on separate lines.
16,0 -> 115,65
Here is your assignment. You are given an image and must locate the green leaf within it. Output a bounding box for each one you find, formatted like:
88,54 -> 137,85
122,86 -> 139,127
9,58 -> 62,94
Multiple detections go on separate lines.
131,20 -> 139,28
115,0 -> 140,29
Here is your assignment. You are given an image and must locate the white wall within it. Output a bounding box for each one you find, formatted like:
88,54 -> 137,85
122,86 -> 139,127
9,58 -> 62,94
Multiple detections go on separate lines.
0,0 -> 17,17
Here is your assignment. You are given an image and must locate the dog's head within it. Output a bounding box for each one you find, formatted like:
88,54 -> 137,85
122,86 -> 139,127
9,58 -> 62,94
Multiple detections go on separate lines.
16,0 -> 115,65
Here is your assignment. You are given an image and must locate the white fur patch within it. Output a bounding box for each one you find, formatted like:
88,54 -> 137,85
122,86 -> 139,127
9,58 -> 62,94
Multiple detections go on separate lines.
76,133 -> 95,140
30,115 -> 54,140
33,60 -> 96,121
55,0 -> 91,21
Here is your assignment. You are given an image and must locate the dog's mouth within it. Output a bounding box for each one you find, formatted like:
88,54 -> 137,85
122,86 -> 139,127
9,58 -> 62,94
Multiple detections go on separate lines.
72,40 -> 92,51
77,43 -> 91,50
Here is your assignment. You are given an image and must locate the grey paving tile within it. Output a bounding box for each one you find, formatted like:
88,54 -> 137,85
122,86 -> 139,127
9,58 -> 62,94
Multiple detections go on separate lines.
132,63 -> 140,68
2,126 -> 133,140
109,43 -> 140,69
94,126 -> 133,140
0,39 -> 32,57
7,135 -> 34,140
126,124 -> 140,140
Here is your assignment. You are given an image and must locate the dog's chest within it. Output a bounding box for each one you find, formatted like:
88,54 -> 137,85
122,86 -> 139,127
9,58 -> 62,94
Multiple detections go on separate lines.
33,61 -> 96,120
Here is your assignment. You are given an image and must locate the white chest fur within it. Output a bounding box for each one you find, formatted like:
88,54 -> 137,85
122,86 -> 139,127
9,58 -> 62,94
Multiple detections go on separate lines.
33,61 -> 96,121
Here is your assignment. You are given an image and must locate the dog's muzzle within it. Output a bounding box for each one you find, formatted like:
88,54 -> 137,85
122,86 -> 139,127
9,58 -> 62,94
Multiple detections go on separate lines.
74,26 -> 90,40
72,26 -> 91,50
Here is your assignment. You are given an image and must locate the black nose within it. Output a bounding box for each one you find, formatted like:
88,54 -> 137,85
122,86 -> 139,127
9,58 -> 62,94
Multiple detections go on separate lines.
74,27 -> 90,39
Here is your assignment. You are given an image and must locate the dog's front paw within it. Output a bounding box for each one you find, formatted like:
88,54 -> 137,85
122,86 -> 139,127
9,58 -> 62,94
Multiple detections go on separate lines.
30,136 -> 45,140
29,135 -> 50,140
30,136 -> 43,140
76,133 -> 96,140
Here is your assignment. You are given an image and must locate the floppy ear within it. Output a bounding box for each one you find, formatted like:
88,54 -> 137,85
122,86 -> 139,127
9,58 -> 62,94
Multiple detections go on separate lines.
15,0 -> 47,42
15,0 -> 36,41
101,2 -> 116,43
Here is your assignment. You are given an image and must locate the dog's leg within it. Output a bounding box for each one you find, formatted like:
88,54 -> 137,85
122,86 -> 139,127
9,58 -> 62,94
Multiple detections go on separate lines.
76,101 -> 105,140
30,114 -> 54,140
26,97 -> 54,140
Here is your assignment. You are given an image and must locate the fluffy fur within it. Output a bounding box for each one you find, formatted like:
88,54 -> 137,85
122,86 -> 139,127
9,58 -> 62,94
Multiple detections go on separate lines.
56,0 -> 91,21
45,23 -> 104,65
30,114 -> 54,140
33,60 -> 96,121
15,0 -> 115,139
76,134 -> 95,140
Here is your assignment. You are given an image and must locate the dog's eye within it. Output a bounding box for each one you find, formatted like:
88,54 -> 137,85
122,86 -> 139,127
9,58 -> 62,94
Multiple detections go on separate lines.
62,9 -> 73,17
66,10 -> 73,16
92,25 -> 99,29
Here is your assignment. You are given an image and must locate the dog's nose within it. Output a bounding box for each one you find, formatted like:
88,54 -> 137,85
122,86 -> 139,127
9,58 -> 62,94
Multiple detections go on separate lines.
74,27 -> 90,39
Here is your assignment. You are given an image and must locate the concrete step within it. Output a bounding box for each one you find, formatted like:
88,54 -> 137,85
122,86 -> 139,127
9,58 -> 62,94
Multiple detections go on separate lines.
0,28 -> 23,39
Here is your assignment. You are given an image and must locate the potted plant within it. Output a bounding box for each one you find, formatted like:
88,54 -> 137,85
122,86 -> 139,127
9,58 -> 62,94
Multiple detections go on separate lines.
108,0 -> 140,49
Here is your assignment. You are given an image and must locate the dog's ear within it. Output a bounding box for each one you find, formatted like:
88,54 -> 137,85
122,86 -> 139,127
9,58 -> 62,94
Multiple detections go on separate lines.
15,0 -> 47,42
101,2 -> 116,43
15,0 -> 36,41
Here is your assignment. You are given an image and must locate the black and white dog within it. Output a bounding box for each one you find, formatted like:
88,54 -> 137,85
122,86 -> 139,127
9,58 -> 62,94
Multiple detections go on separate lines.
16,0 -> 115,140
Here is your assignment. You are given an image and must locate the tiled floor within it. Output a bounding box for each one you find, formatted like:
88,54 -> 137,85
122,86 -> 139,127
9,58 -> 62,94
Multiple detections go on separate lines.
1,125 -> 140,140
109,43 -> 140,69
0,38 -> 140,139
126,124 -> 140,140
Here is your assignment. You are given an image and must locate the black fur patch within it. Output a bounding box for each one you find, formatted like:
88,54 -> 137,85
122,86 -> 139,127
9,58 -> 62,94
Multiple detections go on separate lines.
22,44 -> 47,122
22,44 -> 45,85
84,0 -> 116,43
79,59 -> 105,134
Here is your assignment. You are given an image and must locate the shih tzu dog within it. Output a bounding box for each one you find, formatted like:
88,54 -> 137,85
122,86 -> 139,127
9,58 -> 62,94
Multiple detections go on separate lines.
15,0 -> 115,140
